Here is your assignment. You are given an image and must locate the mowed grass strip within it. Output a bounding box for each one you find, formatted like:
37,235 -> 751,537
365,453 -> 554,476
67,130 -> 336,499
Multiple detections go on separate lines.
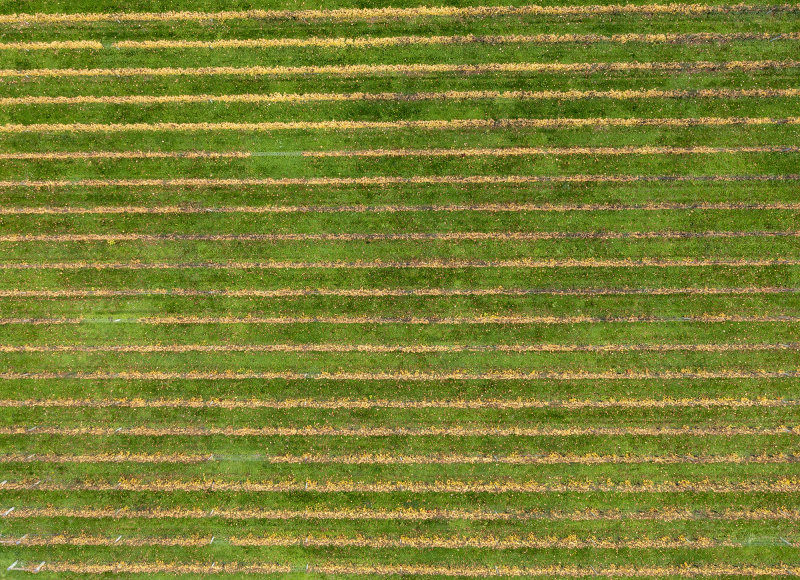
2,348 -> 797,374
6,183 -> 790,222
3,196 -> 794,233
5,42 -> 798,73
3,530 -> 798,572
3,145 -> 798,159
6,422 -> 794,461
5,237 -> 794,263
4,66 -> 796,98
7,235 -> 800,260
3,149 -> 798,184
0,290 -> 794,325
4,133 -> 796,178
1,393 -> 795,429
2,518 -> 797,550
7,375 -> 794,408
5,425 -> 795,462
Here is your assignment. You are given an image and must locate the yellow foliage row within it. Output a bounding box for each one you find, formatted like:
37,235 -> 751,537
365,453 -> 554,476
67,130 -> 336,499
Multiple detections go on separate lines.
0,286 -> 792,297
4,32 -> 800,51
4,116 -> 800,134
7,506 -> 800,522
1,313 -> 797,325
2,425 -> 798,437
4,533 -> 793,549
2,342 -> 795,353
6,476 -> 800,493
16,561 -> 800,576
1,258 -> 799,271
0,283 -> 794,296
1,59 -> 795,78
0,395 -> 793,410
4,88 -> 800,107
2,369 -> 798,380
1,3 -> 795,24
0,452 -> 795,465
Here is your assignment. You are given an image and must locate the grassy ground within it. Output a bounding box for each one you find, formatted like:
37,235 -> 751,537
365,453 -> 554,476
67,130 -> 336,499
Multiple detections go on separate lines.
0,0 -> 798,578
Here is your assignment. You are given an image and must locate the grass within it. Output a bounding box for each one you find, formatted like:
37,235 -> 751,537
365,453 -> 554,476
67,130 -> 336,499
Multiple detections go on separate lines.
0,0 -> 799,577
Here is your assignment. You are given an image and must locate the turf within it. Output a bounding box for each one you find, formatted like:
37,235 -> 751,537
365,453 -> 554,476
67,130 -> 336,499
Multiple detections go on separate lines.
0,1 -> 799,578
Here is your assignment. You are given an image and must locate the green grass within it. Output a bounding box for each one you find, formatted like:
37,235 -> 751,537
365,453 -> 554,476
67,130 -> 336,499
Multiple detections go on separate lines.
0,0 -> 799,577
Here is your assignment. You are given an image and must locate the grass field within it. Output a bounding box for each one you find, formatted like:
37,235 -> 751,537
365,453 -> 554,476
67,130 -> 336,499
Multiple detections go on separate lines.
0,0 -> 799,577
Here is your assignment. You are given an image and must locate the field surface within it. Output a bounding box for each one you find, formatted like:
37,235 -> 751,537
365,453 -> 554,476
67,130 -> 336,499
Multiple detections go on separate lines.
0,0 -> 799,577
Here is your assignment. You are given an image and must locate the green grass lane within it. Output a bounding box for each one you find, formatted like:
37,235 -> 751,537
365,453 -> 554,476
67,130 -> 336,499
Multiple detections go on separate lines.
2,182 -> 799,209
3,70 -> 798,100
1,431 -> 797,459
3,41 -> 800,71
5,92 -> 800,125
2,152 -> 800,182
1,240 -> 799,265
3,376 -> 796,402
2,206 -> 798,235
